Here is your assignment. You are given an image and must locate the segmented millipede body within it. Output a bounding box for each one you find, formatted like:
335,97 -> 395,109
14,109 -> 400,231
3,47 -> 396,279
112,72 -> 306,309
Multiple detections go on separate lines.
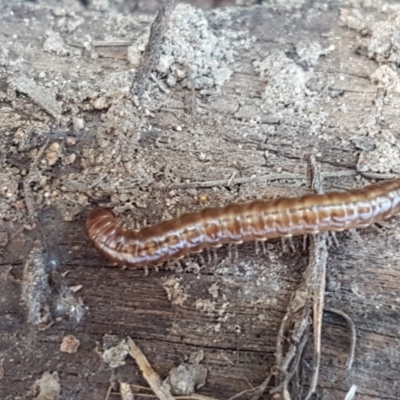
86,179 -> 400,269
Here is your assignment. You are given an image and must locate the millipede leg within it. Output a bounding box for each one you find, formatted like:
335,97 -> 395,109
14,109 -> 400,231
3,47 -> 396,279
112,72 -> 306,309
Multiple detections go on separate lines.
173,260 -> 184,272
326,233 -> 332,248
186,259 -> 200,274
206,248 -> 212,264
234,244 -> 239,262
371,223 -> 384,234
198,253 -> 205,266
261,241 -> 267,255
349,229 -> 363,244
288,237 -> 296,253
302,235 -> 308,252
183,256 -> 194,270
227,243 -> 233,263
329,231 -> 339,247
212,248 -> 218,263
281,238 -> 288,253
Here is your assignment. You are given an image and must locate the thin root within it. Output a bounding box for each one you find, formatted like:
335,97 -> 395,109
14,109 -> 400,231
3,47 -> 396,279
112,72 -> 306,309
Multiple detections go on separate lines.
324,308 -> 356,370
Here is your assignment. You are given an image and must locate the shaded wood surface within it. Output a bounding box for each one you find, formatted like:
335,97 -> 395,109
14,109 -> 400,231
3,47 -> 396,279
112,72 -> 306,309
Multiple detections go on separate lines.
1,1 -> 400,399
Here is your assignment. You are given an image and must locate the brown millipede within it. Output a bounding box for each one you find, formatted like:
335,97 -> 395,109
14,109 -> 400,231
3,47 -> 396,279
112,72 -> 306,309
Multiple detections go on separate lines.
86,178 -> 400,269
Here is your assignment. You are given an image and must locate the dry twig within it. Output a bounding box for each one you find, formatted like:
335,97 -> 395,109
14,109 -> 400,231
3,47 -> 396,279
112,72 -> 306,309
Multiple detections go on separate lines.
132,0 -> 175,96
361,172 -> 398,180
127,337 -> 175,400
264,155 -> 329,400
170,170 -> 357,189
303,155 -> 328,400
303,234 -> 327,400
120,382 -> 134,400
344,384 -> 358,400
104,384 -> 112,400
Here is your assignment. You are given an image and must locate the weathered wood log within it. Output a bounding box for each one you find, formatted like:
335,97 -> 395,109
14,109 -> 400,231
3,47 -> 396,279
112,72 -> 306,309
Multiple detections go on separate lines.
1,1 -> 400,399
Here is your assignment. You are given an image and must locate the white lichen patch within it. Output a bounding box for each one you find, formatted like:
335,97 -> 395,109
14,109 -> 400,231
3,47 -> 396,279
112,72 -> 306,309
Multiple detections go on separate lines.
357,132 -> 400,174
156,4 -> 254,89
33,371 -> 61,400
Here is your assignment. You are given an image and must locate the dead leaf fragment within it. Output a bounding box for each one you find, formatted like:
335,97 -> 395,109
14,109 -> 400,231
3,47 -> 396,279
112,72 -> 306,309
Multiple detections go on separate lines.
33,371 -> 60,400
60,335 -> 80,354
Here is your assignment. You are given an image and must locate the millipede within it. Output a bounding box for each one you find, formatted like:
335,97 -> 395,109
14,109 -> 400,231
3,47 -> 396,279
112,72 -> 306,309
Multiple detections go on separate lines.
86,178 -> 400,269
